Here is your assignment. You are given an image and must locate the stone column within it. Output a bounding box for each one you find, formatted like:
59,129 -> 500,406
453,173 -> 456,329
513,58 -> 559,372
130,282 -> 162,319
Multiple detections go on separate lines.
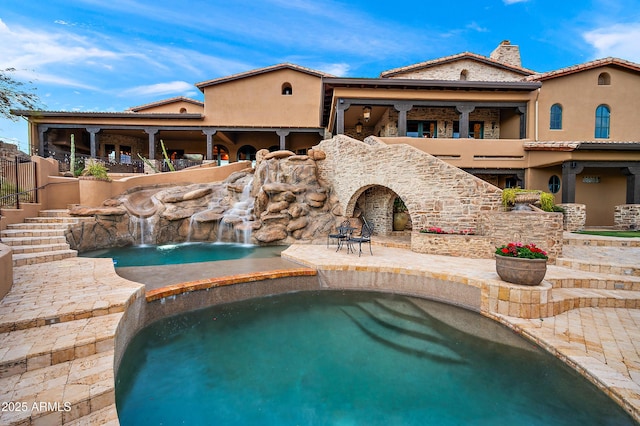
37,125 -> 49,157
456,105 -> 475,138
203,129 -> 217,160
336,100 -> 351,135
86,127 -> 100,158
276,130 -> 290,150
144,128 -> 158,160
561,161 -> 584,203
623,166 -> 640,204
394,103 -> 413,137
517,106 -> 527,139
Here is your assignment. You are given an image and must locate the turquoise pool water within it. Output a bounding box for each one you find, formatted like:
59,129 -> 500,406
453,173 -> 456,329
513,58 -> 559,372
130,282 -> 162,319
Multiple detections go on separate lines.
115,291 -> 635,425
81,242 -> 285,267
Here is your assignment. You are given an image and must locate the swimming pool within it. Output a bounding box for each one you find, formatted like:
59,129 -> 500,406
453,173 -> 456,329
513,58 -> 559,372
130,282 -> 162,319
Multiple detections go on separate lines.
81,242 -> 285,268
115,290 -> 635,425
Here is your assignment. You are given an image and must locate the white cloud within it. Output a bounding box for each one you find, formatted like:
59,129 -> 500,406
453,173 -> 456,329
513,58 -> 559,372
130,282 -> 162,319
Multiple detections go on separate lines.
315,63 -> 350,77
121,81 -> 195,97
503,0 -> 529,4
583,23 -> 640,61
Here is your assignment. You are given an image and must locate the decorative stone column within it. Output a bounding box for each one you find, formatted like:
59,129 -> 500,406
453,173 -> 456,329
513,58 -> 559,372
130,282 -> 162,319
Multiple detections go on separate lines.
394,102 -> 413,137
203,129 -> 217,160
86,127 -> 100,158
614,204 -> 640,230
336,100 -> 351,135
558,203 -> 586,232
456,105 -> 475,138
276,130 -> 290,150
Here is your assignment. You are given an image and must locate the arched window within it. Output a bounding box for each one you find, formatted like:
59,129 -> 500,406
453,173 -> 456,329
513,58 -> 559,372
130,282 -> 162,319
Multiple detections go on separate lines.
237,145 -> 257,162
597,72 -> 611,85
595,105 -> 610,138
460,69 -> 468,81
550,104 -> 562,130
281,82 -> 293,95
179,107 -> 187,113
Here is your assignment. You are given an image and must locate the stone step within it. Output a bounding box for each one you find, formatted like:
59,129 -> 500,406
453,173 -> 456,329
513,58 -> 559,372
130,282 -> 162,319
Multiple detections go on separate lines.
66,404 -> 120,426
1,228 -> 66,238
0,235 -> 68,247
12,249 -> 77,267
547,264 -> 640,291
550,288 -> 640,316
37,209 -> 73,218
0,313 -> 121,379
0,350 -> 116,426
9,243 -> 71,255
563,234 -> 640,247
6,222 -> 73,230
24,216 -> 87,224
556,257 -> 640,278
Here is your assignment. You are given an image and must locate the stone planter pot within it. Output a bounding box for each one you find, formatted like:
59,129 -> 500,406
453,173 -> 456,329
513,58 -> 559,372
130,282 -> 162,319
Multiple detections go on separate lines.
495,255 -> 547,286
393,212 -> 409,231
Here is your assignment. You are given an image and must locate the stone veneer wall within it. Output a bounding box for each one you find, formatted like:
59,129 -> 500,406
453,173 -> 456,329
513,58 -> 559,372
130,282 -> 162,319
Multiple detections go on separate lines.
411,210 -> 564,263
387,59 -> 526,82
559,203 -> 586,232
614,204 -> 640,230
315,135 -> 503,233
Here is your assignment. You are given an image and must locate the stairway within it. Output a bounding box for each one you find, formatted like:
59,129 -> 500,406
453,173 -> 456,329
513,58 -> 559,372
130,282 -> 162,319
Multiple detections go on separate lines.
1,210 -> 90,267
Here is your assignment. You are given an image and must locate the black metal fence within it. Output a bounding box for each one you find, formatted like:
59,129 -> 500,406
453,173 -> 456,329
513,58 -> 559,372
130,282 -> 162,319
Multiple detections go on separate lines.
0,155 -> 38,209
52,152 -> 146,174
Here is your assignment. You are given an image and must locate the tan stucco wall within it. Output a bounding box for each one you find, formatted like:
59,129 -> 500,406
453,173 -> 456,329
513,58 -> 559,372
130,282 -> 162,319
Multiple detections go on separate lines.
202,68 -> 323,127
537,66 -> 640,141
133,100 -> 204,114
0,243 -> 12,301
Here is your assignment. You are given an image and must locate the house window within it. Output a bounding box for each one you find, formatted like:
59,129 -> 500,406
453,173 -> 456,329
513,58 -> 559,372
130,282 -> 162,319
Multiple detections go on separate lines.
460,69 -> 468,80
597,72 -> 611,86
595,105 -> 610,138
407,120 -> 437,138
281,83 -> 293,95
548,175 -> 561,194
550,104 -> 562,129
179,107 -> 187,113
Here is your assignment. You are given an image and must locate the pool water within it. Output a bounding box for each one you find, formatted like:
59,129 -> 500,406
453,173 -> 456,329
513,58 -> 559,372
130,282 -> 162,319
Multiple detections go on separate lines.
81,242 -> 285,268
115,291 -> 635,425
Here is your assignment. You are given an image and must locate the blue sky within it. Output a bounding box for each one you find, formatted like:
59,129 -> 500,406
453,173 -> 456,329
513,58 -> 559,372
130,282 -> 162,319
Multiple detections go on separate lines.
2,0 -> 640,153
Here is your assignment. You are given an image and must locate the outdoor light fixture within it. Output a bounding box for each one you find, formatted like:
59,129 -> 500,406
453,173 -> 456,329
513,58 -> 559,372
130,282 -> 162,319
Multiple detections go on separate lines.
363,106 -> 372,122
356,120 -> 363,134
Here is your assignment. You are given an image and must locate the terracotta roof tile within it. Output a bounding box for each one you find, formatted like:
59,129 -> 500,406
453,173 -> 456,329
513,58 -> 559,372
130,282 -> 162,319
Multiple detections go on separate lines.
526,57 -> 640,81
196,63 -> 334,90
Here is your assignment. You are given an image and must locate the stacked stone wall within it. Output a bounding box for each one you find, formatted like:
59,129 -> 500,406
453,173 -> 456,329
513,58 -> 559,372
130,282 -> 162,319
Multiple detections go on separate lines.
559,203 -> 586,232
614,204 -> 640,230
411,210 -> 563,263
315,135 -> 503,234
387,59 -> 526,82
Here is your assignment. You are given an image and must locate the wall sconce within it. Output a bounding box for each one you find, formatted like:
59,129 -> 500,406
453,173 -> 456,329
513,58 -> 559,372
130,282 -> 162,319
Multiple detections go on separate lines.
356,120 -> 363,134
363,106 -> 372,122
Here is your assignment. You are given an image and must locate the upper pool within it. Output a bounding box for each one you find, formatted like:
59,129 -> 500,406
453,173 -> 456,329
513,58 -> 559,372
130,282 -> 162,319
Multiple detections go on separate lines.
81,242 -> 285,268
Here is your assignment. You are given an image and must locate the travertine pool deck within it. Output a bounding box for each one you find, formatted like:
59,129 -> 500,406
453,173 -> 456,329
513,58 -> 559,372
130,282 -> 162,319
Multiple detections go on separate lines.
0,232 -> 639,424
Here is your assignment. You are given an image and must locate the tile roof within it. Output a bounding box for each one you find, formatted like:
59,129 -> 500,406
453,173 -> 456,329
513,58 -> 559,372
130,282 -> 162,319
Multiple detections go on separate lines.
526,57 -> 640,81
380,52 -> 537,78
128,96 -> 203,112
196,63 -> 334,90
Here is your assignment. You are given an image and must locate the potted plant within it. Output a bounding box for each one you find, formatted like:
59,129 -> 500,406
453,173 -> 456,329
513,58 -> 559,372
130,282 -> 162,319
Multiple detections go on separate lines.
393,197 -> 409,231
495,242 -> 548,286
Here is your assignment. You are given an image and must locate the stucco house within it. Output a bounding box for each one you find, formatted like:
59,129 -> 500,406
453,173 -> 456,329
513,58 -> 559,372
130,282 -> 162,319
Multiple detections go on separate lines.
13,41 -> 640,226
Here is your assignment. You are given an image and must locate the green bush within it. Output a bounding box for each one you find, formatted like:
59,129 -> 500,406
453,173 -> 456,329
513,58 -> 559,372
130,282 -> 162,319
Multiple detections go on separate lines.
83,160 -> 110,180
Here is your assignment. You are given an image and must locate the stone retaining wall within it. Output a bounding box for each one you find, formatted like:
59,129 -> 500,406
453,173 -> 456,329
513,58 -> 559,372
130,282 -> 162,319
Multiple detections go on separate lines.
615,204 -> 640,230
411,210 -> 564,263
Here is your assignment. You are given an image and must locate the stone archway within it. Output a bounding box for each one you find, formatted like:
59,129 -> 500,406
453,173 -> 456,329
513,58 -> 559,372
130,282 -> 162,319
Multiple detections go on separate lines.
315,135 -> 503,234
347,185 -> 404,235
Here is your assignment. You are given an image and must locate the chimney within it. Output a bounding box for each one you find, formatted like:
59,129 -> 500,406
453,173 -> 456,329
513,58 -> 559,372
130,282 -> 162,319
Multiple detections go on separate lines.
490,40 -> 522,68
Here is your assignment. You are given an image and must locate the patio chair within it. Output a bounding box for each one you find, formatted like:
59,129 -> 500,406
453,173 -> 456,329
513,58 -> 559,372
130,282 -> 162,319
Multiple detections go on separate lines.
327,220 -> 353,251
348,221 -> 374,257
